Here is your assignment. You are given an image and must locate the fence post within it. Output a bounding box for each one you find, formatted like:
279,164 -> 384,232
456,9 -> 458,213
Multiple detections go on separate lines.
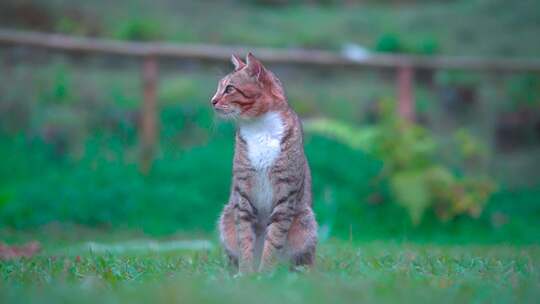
140,56 -> 158,174
397,65 -> 415,122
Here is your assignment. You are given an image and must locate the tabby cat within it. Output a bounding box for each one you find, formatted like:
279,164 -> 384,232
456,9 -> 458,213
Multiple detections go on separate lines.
211,53 -> 317,274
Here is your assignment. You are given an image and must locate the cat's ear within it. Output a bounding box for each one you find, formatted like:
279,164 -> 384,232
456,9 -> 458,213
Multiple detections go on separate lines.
245,52 -> 265,80
246,52 -> 285,99
231,54 -> 245,71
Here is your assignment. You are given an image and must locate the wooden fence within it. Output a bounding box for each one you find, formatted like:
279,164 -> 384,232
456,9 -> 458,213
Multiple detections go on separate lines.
1,29 -> 540,172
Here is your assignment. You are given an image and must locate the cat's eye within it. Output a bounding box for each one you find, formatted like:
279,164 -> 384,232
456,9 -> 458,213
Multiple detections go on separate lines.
224,85 -> 235,94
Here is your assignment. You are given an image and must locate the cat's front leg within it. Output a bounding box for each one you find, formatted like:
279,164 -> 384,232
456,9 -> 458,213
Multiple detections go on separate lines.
259,193 -> 296,272
234,188 -> 258,274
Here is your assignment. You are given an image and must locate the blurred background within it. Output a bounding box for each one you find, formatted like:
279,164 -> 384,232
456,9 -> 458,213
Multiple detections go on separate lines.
0,0 -> 539,244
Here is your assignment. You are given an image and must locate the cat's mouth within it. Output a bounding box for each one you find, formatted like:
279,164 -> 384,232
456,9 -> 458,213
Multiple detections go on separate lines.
214,107 -> 239,120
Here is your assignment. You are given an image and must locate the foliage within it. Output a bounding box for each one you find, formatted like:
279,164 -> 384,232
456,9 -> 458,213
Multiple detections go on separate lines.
115,19 -> 163,41
0,124 -> 233,235
415,36 -> 439,55
0,40 -> 538,242
0,236 -> 539,304
453,128 -> 488,161
40,64 -> 74,104
0,57 -> 538,241
435,71 -> 481,87
240,0 -> 356,6
2,100 -> 539,242
374,33 -> 405,53
374,33 -> 439,55
507,74 -> 540,109
4,1 -> 540,56
54,13 -> 102,37
305,100 -> 495,224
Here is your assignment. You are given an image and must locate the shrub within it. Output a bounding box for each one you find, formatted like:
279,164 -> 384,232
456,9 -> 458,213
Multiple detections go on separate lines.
375,33 -> 404,53
507,74 -> 540,110
305,100 -> 495,224
115,19 -> 162,41
374,33 -> 440,55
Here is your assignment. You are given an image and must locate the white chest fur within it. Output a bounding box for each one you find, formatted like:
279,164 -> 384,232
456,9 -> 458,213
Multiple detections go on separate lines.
239,112 -> 284,215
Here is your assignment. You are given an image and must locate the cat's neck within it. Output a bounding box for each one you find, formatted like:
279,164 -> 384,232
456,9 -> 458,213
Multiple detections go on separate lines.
237,111 -> 285,172
238,111 -> 285,140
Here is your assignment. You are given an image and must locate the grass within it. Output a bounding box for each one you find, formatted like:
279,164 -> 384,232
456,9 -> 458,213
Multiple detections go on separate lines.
1,231 -> 539,304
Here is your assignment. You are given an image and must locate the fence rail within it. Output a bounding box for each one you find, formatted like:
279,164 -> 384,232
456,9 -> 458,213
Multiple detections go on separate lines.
1,29 -> 540,171
2,30 -> 540,71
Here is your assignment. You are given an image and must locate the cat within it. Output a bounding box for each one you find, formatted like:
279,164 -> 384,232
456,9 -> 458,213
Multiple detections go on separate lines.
211,53 -> 317,274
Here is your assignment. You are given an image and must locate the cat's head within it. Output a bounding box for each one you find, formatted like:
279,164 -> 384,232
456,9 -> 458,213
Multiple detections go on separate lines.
211,53 -> 286,120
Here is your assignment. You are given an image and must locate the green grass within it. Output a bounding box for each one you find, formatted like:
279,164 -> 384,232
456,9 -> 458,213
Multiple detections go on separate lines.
1,231 -> 539,304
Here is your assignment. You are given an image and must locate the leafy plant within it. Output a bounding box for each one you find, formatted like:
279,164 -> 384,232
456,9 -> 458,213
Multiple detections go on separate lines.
40,65 -> 73,104
305,100 -> 495,224
375,33 -> 404,53
415,37 -> 439,55
507,74 -> 540,110
115,19 -> 162,41
374,33 -> 439,55
435,71 -> 481,87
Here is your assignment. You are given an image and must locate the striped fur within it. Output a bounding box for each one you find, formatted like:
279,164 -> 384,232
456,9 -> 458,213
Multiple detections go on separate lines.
213,53 -> 317,274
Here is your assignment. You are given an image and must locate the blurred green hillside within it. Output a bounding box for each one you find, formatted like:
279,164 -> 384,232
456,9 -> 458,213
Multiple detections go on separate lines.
1,0 -> 540,57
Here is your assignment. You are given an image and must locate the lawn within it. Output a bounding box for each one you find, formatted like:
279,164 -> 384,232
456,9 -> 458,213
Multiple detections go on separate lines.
1,230 -> 539,304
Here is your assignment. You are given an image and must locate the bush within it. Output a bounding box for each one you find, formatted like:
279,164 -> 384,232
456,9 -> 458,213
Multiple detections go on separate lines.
375,33 -> 404,53
507,74 -> 540,110
375,33 -> 440,55
305,100 -> 495,224
115,19 -> 162,41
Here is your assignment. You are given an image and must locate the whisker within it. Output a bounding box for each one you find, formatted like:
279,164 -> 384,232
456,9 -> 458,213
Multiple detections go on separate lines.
210,114 -> 219,136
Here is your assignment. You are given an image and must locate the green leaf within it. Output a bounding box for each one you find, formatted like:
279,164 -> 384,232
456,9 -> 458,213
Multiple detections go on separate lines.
390,171 -> 431,225
303,118 -> 379,151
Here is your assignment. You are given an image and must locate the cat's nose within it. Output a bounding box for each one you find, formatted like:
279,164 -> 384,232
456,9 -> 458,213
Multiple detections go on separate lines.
211,98 -> 219,106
